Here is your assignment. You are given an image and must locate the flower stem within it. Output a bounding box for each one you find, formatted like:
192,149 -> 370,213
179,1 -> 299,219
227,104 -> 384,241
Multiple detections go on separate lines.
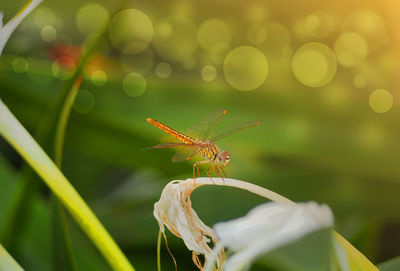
157,230 -> 162,271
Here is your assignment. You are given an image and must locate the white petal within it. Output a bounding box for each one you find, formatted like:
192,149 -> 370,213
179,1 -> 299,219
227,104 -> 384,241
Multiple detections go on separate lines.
213,201 -> 334,270
153,180 -> 224,268
0,0 -> 43,55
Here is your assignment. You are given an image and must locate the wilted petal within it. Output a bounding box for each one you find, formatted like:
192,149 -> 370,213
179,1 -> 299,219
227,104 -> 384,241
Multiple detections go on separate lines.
0,0 -> 43,55
153,179 -> 225,269
212,201 -> 334,270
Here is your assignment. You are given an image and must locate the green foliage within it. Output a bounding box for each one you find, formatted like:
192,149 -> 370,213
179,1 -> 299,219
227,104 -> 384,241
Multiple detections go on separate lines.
378,257 -> 400,271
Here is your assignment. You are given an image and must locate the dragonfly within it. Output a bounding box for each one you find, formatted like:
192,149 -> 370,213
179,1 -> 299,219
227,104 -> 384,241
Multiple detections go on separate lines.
145,109 -> 262,184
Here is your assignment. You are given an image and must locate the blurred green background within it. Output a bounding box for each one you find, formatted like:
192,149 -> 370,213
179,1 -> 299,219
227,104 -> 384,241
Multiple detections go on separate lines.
1,0 -> 400,270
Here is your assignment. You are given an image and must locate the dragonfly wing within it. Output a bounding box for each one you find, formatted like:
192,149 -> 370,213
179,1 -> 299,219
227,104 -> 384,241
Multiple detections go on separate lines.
185,109 -> 227,140
209,120 -> 262,142
143,143 -> 197,163
143,143 -> 192,150
172,146 -> 197,163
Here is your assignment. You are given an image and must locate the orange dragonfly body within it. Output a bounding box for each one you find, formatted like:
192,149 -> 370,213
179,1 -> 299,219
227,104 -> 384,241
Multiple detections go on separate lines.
146,109 -> 262,183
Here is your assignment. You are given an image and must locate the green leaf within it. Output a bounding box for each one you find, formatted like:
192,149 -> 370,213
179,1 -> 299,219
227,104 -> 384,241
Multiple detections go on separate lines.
0,99 -> 134,271
251,229 -> 334,271
378,257 -> 400,271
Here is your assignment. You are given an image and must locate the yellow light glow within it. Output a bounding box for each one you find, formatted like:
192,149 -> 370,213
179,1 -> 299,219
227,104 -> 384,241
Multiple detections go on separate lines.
201,65 -> 217,82
369,89 -> 393,113
197,19 -> 231,51
122,73 -> 147,97
155,62 -> 172,79
223,46 -> 268,91
153,15 -> 197,62
91,70 -> 107,86
76,3 -> 109,34
40,25 -> 56,42
109,9 -> 153,54
73,89 -> 95,114
334,32 -> 368,67
292,42 -> 337,87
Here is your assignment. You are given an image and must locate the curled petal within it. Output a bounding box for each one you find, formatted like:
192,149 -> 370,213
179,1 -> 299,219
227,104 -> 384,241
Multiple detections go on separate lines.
212,201 -> 334,270
153,179 -> 225,269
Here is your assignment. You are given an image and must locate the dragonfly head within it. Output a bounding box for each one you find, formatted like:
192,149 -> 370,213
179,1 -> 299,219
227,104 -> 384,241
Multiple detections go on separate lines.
216,150 -> 230,166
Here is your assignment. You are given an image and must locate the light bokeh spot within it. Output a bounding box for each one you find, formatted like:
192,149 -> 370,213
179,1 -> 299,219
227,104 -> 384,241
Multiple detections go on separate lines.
343,10 -> 388,52
201,65 -> 217,82
33,7 -> 57,27
369,89 -> 393,113
123,73 -> 147,97
223,46 -> 268,91
73,90 -> 95,114
155,62 -> 172,79
197,19 -> 231,51
153,15 -> 197,62
76,3 -> 109,34
247,24 -> 267,45
156,22 -> 172,37
334,32 -> 368,67
12,57 -> 29,73
292,42 -> 337,87
305,11 -> 334,39
91,70 -> 107,86
109,9 -> 153,54
40,25 -> 57,42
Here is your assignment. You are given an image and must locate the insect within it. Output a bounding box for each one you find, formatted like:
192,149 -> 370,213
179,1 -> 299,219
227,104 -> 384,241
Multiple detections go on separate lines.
145,109 -> 262,184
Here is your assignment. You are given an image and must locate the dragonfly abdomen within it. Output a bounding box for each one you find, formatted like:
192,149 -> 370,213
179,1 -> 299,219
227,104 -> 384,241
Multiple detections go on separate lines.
146,118 -> 194,144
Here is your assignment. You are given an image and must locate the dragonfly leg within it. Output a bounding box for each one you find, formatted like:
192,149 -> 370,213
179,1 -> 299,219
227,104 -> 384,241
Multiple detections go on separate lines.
214,165 -> 225,183
219,166 -> 227,178
193,161 -> 210,186
205,164 -> 216,185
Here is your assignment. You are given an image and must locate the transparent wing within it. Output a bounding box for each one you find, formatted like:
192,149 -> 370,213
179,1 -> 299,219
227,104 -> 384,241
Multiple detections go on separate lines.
142,143 -> 192,150
172,146 -> 198,162
143,143 -> 198,163
185,109 -> 227,140
209,120 -> 262,142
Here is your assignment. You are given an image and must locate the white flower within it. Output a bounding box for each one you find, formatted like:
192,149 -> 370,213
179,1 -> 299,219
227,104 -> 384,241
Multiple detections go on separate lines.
0,0 -> 43,55
154,178 -> 372,271
153,177 -> 293,269
209,201 -> 334,271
